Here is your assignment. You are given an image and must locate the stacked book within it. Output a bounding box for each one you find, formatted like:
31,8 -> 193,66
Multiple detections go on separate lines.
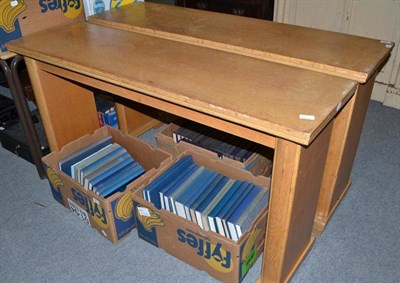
95,92 -> 119,129
59,135 -> 145,198
142,156 -> 269,241
172,122 -> 257,162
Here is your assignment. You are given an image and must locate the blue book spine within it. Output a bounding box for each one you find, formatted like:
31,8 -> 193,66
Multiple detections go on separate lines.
85,151 -> 130,189
89,154 -> 134,190
220,182 -> 254,239
179,169 -> 218,220
170,166 -> 205,215
142,156 -> 194,209
184,171 -> 219,222
188,174 -> 225,223
237,187 -> 269,238
143,155 -> 193,201
194,176 -> 229,229
80,146 -> 126,184
162,164 -> 199,212
227,185 -> 261,241
93,161 -> 137,194
72,143 -> 116,182
159,163 -> 198,210
174,168 -> 213,219
215,181 -> 251,237
101,164 -> 146,198
59,136 -> 113,177
207,180 -> 242,233
147,156 -> 194,203
201,179 -> 235,231
95,162 -> 144,196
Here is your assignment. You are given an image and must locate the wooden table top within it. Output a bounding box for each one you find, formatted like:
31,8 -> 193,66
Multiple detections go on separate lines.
7,22 -> 356,146
89,2 -> 393,83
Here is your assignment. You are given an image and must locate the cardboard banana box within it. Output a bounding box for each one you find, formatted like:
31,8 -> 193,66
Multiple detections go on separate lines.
42,126 -> 173,244
131,150 -> 270,282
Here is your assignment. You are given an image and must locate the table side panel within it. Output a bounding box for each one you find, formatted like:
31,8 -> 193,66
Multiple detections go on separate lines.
315,73 -> 376,232
25,58 -> 100,151
330,74 -> 377,209
283,121 -> 333,277
115,101 -> 164,137
262,122 -> 333,282
315,94 -> 354,221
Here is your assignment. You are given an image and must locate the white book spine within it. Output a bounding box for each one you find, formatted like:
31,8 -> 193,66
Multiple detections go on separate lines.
164,196 -> 170,212
236,225 -> 243,240
216,217 -> 226,237
175,202 -> 186,219
228,222 -> 238,241
208,216 -> 216,232
189,209 -> 197,224
159,192 -> 165,209
222,220 -> 230,239
195,211 -> 204,230
184,206 -> 192,222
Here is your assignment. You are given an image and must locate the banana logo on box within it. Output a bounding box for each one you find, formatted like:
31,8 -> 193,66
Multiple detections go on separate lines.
239,223 -> 264,279
0,0 -> 27,32
47,166 -> 64,190
241,224 -> 262,262
46,167 -> 65,205
110,0 -> 132,9
115,192 -> 134,221
136,205 -> 165,232
61,0 -> 82,19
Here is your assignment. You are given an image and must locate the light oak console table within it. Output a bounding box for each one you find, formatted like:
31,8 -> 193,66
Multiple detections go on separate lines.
89,2 -> 394,235
7,4 -> 392,282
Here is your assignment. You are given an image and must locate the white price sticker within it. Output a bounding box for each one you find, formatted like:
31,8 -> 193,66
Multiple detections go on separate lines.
299,114 -> 315,121
137,206 -> 151,217
68,198 -> 91,227
336,102 -> 342,112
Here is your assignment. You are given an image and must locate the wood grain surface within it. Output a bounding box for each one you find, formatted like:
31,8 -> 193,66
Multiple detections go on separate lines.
7,22 -> 356,145
89,2 -> 393,83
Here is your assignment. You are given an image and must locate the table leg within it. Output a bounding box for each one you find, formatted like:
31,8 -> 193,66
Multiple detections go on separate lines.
260,121 -> 333,282
314,74 -> 376,235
